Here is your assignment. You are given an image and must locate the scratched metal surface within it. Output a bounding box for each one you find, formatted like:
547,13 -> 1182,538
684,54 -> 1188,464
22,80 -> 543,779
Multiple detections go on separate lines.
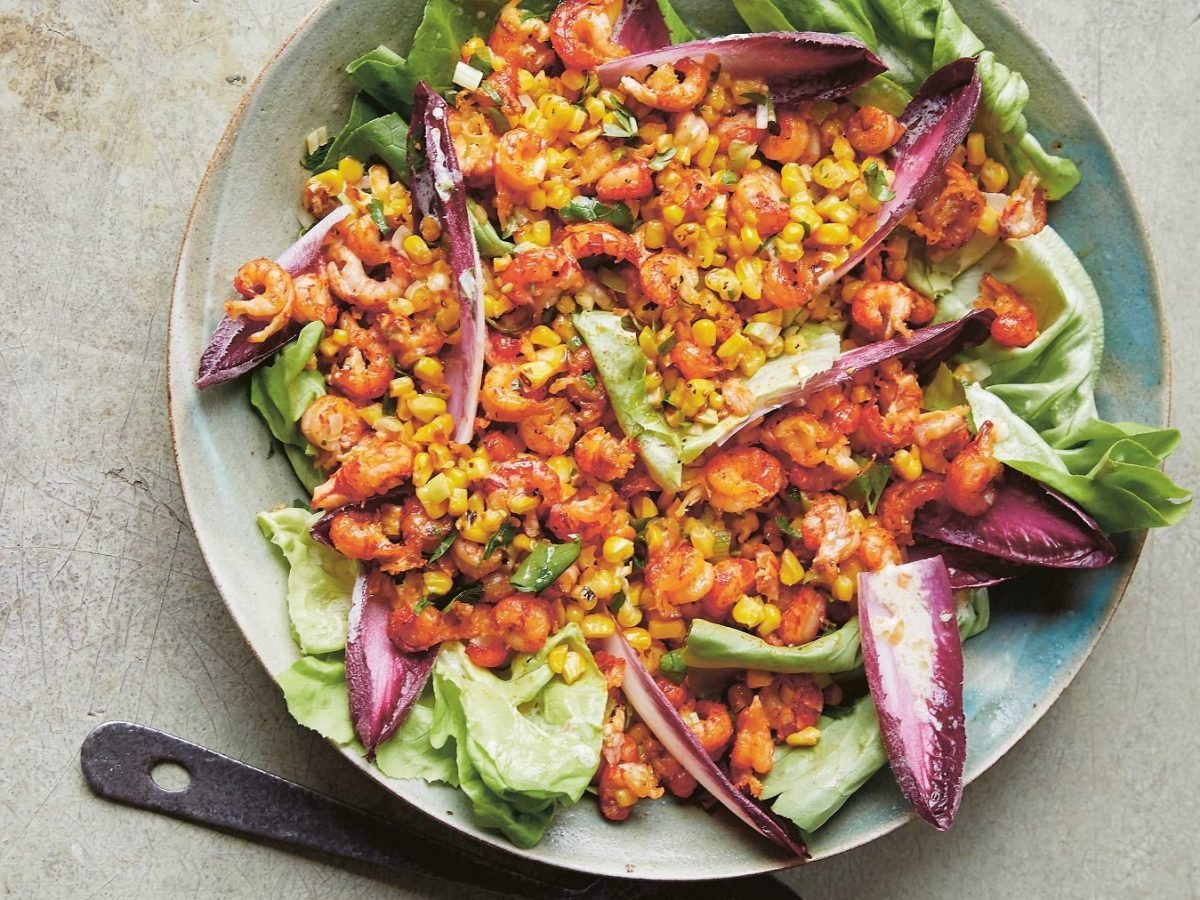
0,0 -> 1195,897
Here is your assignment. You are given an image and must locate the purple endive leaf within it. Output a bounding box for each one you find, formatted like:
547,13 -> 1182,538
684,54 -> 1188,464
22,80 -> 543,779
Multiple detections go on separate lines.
195,205 -> 351,389
613,0 -> 671,54
346,569 -> 436,758
908,540 -> 1029,589
914,471 -> 1117,570
598,32 -> 885,105
598,632 -> 808,857
858,556 -> 965,831
819,57 -> 982,289
716,308 -> 995,449
409,83 -> 485,445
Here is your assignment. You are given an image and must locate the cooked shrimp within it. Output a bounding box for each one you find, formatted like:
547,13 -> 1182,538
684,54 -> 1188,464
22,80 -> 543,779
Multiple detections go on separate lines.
659,169 -> 716,213
713,109 -> 765,153
762,256 -> 817,309
704,448 -> 785,514
497,246 -> 584,307
325,242 -> 410,311
227,258 -> 296,343
669,339 -> 723,378
762,108 -> 820,164
702,557 -> 756,621
483,457 -> 564,510
400,496 -> 453,553
801,494 -> 860,580
491,595 -> 554,653
689,700 -> 734,760
913,407 -> 971,474
639,251 -> 700,307
944,420 -> 1004,516
450,537 -> 504,581
328,507 -> 423,573
1000,171 -> 1048,240
975,273 -> 1039,348
671,111 -> 710,158
389,595 -> 458,653
910,161 -> 985,253
855,360 -> 922,454
328,317 -> 393,405
846,105 -> 905,155
574,427 -> 636,481
759,673 -> 824,739
730,168 -> 790,237
878,475 -> 945,545
488,0 -> 555,71
480,362 -> 558,422
311,432 -> 416,508
448,108 -> 497,188
378,311 -> 446,369
768,412 -> 840,468
620,59 -> 713,112
559,222 -> 642,266
292,272 -> 337,326
777,585 -> 828,646
858,522 -> 902,571
495,128 -> 550,192
851,280 -> 935,341
629,723 -> 695,798
518,409 -> 577,456
596,157 -> 653,201
549,0 -> 627,70
645,543 -> 715,608
547,489 -> 615,542
300,394 -> 366,457
752,544 -> 781,604
598,735 -> 663,822
730,696 -> 773,797
337,214 -> 392,267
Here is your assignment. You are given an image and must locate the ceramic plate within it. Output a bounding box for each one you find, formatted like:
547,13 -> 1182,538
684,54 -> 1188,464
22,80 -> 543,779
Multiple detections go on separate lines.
168,0 -> 1167,880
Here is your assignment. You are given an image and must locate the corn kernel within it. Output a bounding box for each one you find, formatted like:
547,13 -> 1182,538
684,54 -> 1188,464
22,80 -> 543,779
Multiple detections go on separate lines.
780,549 -> 805,586
612,788 -> 638,809
980,159 -> 1009,193
547,642 -> 570,674
528,219 -> 552,246
812,157 -> 848,190
966,132 -> 987,168
746,669 -> 774,689
408,394 -> 448,423
528,324 -> 562,347
757,604 -> 782,637
448,487 -> 469,517
739,224 -> 762,254
780,162 -> 805,197
564,602 -> 585,624
831,135 -> 854,162
423,571 -> 453,596
832,574 -> 856,603
662,204 -> 686,227
412,357 -> 444,383
813,223 -> 852,246
624,627 -> 652,652
337,156 -> 365,184
892,448 -> 923,482
546,182 -> 574,209
733,258 -> 763,301
311,169 -> 345,194
696,134 -> 720,168
561,650 -> 586,684
739,346 -> 766,377
508,494 -> 540,515
418,472 -> 452,504
643,220 -> 667,250
403,234 -> 434,265
582,614 -> 617,640
648,618 -> 686,641
732,594 -> 765,628
978,205 -> 1000,238
412,452 -> 433,487
786,726 -> 822,748
519,359 -> 558,390
703,213 -> 727,238
603,536 -> 635,564
686,318 -> 716,348
717,331 -> 752,363
644,520 -> 668,554
485,293 -> 514,318
444,468 -> 468,491
827,201 -> 859,227
617,601 -> 643,628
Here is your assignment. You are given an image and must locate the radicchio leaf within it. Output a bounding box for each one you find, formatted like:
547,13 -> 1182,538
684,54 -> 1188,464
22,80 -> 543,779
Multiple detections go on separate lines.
612,0 -> 672,54
858,556 -> 965,830
598,631 -> 808,857
597,32 -> 885,106
409,82 -> 485,444
346,569 -> 436,758
195,205 -> 351,388
819,57 -> 983,288
914,471 -> 1117,570
908,540 -> 1029,589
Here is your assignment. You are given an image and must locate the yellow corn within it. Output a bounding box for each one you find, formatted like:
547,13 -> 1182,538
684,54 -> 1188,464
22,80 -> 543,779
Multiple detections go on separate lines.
564,602 -> 585,624
739,346 -> 766,377
581,615 -> 617,640
733,258 -> 763,301
732,594 -> 765,628
685,317 -> 716,348
561,651 -> 586,685
648,618 -> 686,641
413,413 -> 454,443
423,571 -> 453,596
403,234 -> 434,266
966,132 -> 987,167
757,604 -> 782,637
780,549 -> 805,586
980,159 -> 1009,193
832,574 -> 856,603
508,494 -> 540,515
412,452 -> 433,487
813,223 -> 852,246
717,331 -> 752,363
739,223 -> 762,254
408,394 -> 447,423
546,182 -> 574,209
641,220 -> 666,251
644,520 -> 669,554
602,536 -> 635,564
448,488 -> 469,518
893,448 -> 923,482
780,162 -> 805,197
662,204 -> 686,227
418,472 -> 452,505
746,669 -> 774,689
528,324 -> 561,347
617,601 -> 643,628
623,627 -> 652,652
831,135 -> 854,162
547,642 -> 570,674
634,497 -> 658,520
519,359 -> 557,390
786,726 -> 822,748
812,157 -> 848,190
485,293 -> 514,318
528,219 -> 552,246
413,357 -> 444,383
337,156 -> 365,184
311,170 -> 345,194
978,205 -> 1000,238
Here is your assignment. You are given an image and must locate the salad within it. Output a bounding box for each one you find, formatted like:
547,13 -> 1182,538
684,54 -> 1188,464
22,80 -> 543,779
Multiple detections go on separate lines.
195,0 -> 1189,857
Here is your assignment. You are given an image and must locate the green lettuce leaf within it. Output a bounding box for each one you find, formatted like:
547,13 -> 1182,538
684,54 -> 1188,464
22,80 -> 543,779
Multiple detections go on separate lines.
276,655 -> 357,745
376,688 -> 460,785
655,0 -> 746,39
331,112 -> 410,180
739,0 -> 1079,198
257,507 -> 357,655
685,618 -> 865,674
249,321 -> 327,492
955,586 -> 990,640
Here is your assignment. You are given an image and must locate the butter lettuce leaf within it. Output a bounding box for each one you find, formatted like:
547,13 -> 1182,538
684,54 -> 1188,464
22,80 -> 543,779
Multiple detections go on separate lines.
250,321 -> 327,492
376,689 -> 459,785
277,655 -> 357,746
257,507 -> 357,655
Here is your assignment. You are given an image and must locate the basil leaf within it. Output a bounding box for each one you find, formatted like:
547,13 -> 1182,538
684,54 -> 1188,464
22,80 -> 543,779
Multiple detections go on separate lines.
368,198 -> 392,237
510,538 -> 582,594
659,649 -> 688,684
559,197 -> 635,230
844,461 -> 892,515
483,521 -> 520,560
648,147 -> 677,172
426,529 -> 457,562
440,580 -> 484,609
609,591 -> 628,613
775,515 -> 805,540
863,161 -> 896,202
302,138 -> 335,172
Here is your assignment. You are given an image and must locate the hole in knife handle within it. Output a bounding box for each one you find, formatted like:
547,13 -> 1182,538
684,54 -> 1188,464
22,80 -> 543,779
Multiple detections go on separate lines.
150,760 -> 192,793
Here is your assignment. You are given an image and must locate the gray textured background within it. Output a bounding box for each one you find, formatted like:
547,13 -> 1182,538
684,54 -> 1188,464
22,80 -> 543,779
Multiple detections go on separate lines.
1,0 -> 1196,897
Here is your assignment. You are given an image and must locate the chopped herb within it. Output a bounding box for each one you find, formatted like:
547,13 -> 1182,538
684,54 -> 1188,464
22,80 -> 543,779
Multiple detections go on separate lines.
785,485 -> 803,503
609,591 -> 628,613
468,53 -> 493,75
601,102 -> 638,139
478,81 -> 503,106
659,650 -> 688,684
367,198 -> 391,237
426,529 -> 457,563
440,580 -> 484,608
657,333 -> 677,356
566,335 -> 584,351
510,538 -> 582,594
301,138 -> 335,173
483,521 -> 520,560
864,161 -> 896,202
581,371 -> 597,390
413,596 -> 434,614
845,461 -> 892,515
648,147 -> 677,172
775,515 -> 805,540
631,516 -> 655,537
559,196 -> 635,230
